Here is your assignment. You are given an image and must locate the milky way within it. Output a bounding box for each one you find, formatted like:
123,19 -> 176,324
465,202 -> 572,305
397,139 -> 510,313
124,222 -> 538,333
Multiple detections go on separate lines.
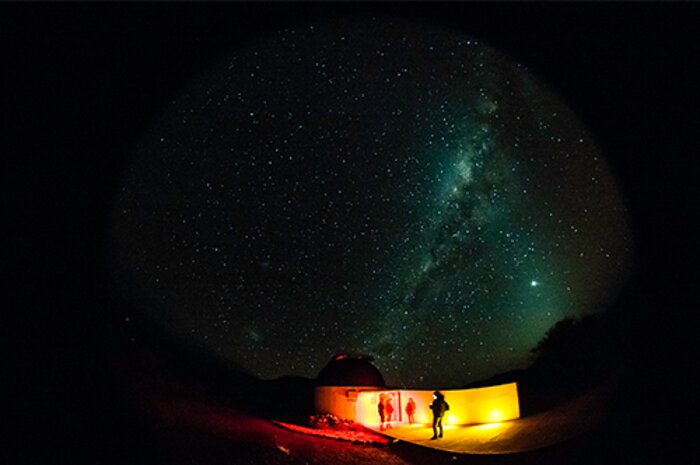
111,19 -> 632,388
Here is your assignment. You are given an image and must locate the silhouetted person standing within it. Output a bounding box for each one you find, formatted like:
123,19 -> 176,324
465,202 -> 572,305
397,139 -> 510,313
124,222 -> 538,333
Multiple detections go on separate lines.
385,397 -> 394,425
406,397 -> 416,424
378,394 -> 386,430
429,391 -> 449,439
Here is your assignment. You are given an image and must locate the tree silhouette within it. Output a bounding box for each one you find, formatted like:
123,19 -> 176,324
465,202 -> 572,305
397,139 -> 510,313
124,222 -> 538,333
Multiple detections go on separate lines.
529,312 -> 622,390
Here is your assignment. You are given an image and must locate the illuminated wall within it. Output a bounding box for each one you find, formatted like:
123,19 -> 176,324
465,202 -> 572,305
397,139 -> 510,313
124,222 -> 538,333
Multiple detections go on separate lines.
444,382 -> 520,425
314,386 -> 385,422
356,389 -> 434,427
349,383 -> 519,426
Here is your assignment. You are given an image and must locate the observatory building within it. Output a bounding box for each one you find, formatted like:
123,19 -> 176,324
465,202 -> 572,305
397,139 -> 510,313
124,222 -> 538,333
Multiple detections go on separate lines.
314,354 -> 520,427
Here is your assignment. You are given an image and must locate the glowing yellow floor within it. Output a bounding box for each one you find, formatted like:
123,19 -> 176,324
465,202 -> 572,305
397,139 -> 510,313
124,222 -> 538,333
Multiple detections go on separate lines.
365,381 -> 615,454
367,421 -> 523,454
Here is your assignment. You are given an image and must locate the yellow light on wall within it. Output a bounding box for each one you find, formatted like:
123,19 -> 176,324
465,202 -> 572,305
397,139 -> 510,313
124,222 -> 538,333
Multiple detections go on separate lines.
325,383 -> 519,428
489,409 -> 504,422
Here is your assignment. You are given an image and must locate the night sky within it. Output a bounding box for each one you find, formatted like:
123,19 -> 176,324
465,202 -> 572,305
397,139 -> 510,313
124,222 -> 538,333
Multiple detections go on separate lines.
111,18 -> 631,387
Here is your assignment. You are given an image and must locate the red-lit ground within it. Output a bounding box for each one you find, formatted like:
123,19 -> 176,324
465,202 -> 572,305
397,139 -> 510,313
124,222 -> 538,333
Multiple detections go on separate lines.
272,420 -> 392,445
148,398 -> 410,465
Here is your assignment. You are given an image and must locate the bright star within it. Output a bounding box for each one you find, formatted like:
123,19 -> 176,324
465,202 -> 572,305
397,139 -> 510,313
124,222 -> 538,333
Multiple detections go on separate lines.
530,280 -> 539,287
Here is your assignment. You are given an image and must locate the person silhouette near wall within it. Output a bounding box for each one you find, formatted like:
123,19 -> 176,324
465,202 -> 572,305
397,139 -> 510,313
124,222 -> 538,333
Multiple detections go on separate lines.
429,391 -> 449,439
405,397 -> 416,424
385,396 -> 394,427
378,394 -> 386,430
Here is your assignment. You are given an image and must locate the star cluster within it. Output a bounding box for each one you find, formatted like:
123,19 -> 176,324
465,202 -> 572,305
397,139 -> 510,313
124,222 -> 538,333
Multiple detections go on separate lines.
111,19 -> 631,388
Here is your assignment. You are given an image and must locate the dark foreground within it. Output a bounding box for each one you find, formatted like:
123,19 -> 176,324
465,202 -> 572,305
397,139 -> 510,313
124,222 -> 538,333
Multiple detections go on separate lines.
19,323 -> 688,465
122,387 -> 639,465
75,346 -> 668,465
